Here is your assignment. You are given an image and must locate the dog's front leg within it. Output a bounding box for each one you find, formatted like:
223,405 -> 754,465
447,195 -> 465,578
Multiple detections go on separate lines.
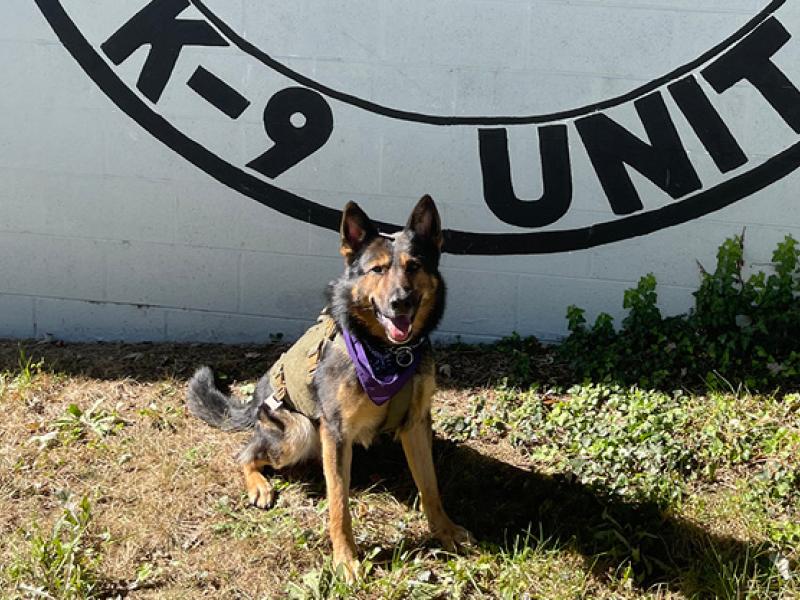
400,414 -> 473,551
320,421 -> 359,580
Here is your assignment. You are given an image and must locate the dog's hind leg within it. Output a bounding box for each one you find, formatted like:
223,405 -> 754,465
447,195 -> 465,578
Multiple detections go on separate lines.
238,411 -> 285,509
238,407 -> 321,509
239,423 -> 279,509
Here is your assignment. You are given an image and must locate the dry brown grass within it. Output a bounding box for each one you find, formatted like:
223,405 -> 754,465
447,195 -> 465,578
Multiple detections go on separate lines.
0,340 -> 524,598
1,339 -> 796,599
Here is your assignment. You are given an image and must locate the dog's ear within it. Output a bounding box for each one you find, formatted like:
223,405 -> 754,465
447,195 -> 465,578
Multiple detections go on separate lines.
340,201 -> 378,262
406,194 -> 443,250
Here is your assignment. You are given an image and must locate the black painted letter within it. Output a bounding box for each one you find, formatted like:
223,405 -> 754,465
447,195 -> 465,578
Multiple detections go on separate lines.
669,75 -> 747,174
576,91 -> 701,215
101,0 -> 227,103
478,125 -> 572,227
702,17 -> 800,133
247,87 -> 334,178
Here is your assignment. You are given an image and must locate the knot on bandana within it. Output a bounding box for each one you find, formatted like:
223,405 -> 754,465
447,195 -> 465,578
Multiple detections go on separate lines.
342,328 -> 426,405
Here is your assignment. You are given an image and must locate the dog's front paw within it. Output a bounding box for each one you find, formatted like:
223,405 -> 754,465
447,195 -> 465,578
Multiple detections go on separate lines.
432,521 -> 474,552
333,552 -> 361,583
245,474 -> 276,509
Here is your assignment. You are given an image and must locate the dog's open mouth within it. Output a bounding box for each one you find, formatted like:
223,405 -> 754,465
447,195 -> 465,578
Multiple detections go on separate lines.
376,312 -> 413,344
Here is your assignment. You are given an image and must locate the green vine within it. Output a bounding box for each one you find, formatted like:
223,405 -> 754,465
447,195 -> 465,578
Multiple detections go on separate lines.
559,234 -> 800,391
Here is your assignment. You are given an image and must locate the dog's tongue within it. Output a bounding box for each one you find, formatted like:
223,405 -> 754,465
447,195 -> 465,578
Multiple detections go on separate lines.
386,315 -> 412,342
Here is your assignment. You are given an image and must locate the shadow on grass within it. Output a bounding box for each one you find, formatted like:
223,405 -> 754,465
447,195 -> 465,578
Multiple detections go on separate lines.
0,336 -> 717,394
344,437 -> 775,597
0,339 -> 287,383
0,338 -> 561,391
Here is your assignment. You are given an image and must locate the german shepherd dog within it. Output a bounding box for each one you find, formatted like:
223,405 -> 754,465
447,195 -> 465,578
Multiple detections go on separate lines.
187,195 -> 471,579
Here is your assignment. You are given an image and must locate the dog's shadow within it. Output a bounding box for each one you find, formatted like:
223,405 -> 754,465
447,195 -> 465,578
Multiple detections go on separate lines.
287,435 -> 772,596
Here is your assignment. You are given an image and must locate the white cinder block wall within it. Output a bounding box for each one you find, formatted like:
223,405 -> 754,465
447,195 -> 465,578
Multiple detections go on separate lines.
2,0 -> 800,343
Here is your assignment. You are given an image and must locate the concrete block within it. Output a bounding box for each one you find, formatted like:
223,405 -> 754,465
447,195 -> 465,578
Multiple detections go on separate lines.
242,0 -> 384,62
175,177 -> 310,254
589,218 -> 755,288
104,240 -> 239,311
438,268 -> 518,336
442,246 -> 593,279
709,173 -> 800,230
101,112 -> 195,182
239,251 -> 340,318
383,1 -> 528,70
526,4 -> 749,80
35,297 -> 166,342
380,122 -> 479,202
0,0 -> 60,42
0,104 -> 106,175
516,274 -> 632,340
253,108 -> 383,196
166,308 -> 313,343
0,295 -> 35,339
6,171 -> 176,243
0,233 -> 106,300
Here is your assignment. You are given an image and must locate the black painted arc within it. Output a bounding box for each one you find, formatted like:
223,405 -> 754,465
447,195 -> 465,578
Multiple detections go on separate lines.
33,0 -> 342,230
190,0 -> 785,126
33,0 -> 800,255
187,65 -> 251,119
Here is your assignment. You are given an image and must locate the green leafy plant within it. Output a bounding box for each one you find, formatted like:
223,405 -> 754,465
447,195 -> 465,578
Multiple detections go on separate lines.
443,383 -> 788,507
7,346 -> 44,395
6,496 -> 106,599
558,234 -> 800,391
138,400 -> 181,431
31,401 -> 126,449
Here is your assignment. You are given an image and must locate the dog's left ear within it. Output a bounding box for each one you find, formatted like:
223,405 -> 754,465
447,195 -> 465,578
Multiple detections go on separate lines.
406,194 -> 443,251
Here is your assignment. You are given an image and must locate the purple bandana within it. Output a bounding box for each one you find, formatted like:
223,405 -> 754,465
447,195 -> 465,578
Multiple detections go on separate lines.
342,328 -> 426,405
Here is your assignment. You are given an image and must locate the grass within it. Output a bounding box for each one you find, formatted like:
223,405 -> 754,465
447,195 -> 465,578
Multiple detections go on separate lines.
0,339 -> 797,598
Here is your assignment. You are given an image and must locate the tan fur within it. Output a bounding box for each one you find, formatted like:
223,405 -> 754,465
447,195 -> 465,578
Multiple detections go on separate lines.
271,410 -> 321,468
243,459 -> 274,509
320,421 -> 358,576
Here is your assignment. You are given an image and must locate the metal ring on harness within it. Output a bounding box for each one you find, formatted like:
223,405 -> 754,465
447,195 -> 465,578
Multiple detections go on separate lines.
394,346 -> 414,368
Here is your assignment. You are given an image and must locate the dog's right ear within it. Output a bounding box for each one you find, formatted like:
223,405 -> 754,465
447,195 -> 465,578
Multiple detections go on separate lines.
340,201 -> 378,263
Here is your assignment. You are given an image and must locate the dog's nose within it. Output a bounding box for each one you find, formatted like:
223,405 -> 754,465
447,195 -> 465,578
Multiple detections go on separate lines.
389,291 -> 412,314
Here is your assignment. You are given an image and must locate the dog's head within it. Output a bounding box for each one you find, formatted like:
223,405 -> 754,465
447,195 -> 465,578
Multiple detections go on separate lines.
331,195 -> 445,345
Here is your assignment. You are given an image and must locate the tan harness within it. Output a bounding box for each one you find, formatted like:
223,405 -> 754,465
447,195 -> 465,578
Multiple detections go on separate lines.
265,313 -> 415,434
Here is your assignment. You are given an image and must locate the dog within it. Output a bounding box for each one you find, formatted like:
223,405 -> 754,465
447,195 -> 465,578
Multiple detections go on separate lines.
187,195 -> 472,579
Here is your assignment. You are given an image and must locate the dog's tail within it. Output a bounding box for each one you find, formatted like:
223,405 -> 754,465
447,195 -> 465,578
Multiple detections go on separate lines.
186,366 -> 260,431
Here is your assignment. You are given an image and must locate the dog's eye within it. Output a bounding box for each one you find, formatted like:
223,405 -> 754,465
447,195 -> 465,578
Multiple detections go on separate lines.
371,265 -> 385,275
406,261 -> 420,274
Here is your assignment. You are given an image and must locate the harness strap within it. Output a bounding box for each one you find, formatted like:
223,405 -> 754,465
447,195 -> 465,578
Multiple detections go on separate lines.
266,310 -> 416,433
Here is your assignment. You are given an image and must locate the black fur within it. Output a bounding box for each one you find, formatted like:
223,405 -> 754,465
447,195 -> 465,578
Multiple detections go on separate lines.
238,421 -> 284,464
187,366 -> 264,432
312,339 -> 353,443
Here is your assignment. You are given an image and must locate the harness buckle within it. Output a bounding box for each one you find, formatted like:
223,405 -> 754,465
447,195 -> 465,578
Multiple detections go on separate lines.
264,393 -> 284,411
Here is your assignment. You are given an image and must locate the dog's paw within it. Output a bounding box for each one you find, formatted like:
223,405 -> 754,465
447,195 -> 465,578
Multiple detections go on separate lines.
246,477 -> 276,509
433,521 -> 474,552
333,553 -> 361,583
